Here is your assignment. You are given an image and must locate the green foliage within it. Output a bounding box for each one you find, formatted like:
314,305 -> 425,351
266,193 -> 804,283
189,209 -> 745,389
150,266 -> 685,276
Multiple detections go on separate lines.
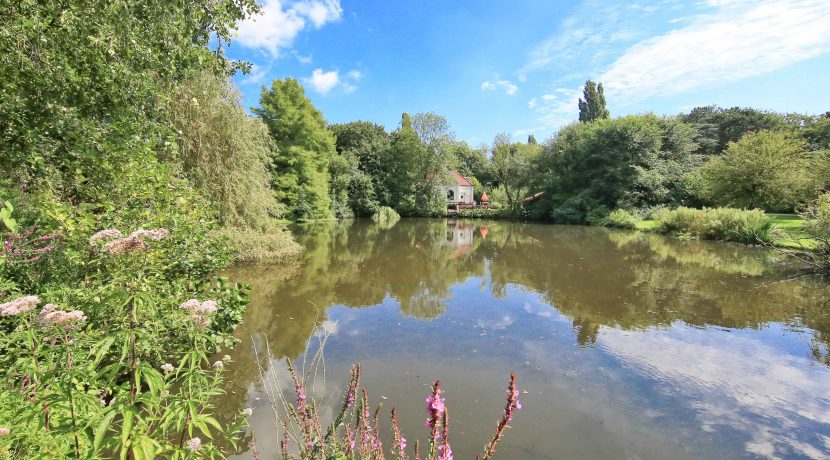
680,105 -> 796,155
330,121 -> 390,215
255,78 -> 334,221
802,115 -> 830,151
651,207 -> 775,244
0,0 -> 267,455
578,80 -> 609,122
538,114 -> 700,224
602,209 -> 641,229
0,199 -> 17,232
371,206 -> 401,229
0,0 -> 258,204
490,134 -> 542,212
696,130 -> 818,212
456,208 -> 509,219
171,72 -> 283,231
381,113 -> 448,216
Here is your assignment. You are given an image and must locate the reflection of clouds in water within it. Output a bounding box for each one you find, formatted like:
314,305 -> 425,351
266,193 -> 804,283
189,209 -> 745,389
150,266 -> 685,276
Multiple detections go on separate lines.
314,319 -> 338,337
599,327 -> 830,459
476,314 -> 514,330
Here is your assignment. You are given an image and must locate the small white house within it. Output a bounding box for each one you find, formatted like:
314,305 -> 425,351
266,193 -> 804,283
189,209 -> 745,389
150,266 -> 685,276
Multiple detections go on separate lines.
442,171 -> 475,206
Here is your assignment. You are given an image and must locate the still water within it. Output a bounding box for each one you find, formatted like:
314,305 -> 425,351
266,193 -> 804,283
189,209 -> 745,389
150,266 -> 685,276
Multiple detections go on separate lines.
220,219 -> 830,459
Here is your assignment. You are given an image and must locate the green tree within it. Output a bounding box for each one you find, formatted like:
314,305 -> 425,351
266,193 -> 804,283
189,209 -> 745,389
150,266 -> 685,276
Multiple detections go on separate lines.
382,113 -> 444,216
255,78 -> 334,221
330,121 -> 391,213
537,115 -> 700,223
170,72 -> 281,229
490,134 -> 542,212
528,134 -> 538,145
578,80 -> 610,122
697,130 -> 817,211
681,106 -> 794,155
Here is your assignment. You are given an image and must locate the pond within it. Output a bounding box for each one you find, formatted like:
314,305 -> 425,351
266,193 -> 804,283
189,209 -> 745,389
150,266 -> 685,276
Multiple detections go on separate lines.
218,219 -> 830,459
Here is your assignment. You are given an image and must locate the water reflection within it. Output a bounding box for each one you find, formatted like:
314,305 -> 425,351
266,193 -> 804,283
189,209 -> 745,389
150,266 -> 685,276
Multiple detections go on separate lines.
221,219 -> 830,459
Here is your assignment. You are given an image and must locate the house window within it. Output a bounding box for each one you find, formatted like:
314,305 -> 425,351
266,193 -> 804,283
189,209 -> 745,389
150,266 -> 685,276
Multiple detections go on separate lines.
447,190 -> 455,200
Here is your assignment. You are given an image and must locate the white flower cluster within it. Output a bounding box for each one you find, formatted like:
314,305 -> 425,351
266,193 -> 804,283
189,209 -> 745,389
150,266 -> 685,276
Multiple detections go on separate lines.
37,304 -> 87,331
0,295 -> 39,316
89,227 -> 169,255
179,299 -> 218,328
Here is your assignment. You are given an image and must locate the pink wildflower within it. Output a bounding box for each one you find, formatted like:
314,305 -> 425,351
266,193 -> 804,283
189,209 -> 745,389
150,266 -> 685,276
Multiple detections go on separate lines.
213,360 -> 224,369
186,437 -> 202,451
437,443 -> 453,460
179,299 -> 218,327
160,363 -> 174,374
103,236 -> 147,255
0,427 -> 9,436
129,228 -> 169,241
89,229 -> 123,245
242,407 -> 253,416
401,436 -> 407,450
0,295 -> 40,316
36,304 -> 87,331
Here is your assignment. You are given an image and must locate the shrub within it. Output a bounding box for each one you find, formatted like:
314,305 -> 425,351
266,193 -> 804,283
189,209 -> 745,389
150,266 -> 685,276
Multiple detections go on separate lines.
696,130 -> 818,212
0,227 -> 251,458
781,192 -> 830,273
456,208 -> 509,219
371,206 -> 401,229
602,209 -> 641,229
652,207 -> 775,244
215,226 -> 302,262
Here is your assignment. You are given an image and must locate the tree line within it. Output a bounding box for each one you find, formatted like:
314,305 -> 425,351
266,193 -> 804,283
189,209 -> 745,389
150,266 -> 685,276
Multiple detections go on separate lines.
255,78 -> 830,225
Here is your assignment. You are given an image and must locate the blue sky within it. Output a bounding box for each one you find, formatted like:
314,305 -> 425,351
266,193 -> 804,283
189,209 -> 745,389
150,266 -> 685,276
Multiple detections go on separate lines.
225,0 -> 830,146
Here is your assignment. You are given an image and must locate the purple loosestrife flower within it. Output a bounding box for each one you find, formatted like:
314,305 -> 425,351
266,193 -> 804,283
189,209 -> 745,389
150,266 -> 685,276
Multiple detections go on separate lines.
0,295 -> 39,316
425,380 -> 445,439
437,443 -> 453,460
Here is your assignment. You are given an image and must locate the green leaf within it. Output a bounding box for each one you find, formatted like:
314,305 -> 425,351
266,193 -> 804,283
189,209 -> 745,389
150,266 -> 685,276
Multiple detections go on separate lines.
93,410 -> 117,453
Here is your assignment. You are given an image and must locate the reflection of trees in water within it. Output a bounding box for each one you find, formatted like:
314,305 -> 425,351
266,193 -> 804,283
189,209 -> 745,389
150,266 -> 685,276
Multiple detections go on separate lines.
480,225 -> 830,357
216,220 -> 830,432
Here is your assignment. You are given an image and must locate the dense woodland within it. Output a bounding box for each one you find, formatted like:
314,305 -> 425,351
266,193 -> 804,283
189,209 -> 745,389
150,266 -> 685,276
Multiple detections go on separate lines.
1,0 -> 830,458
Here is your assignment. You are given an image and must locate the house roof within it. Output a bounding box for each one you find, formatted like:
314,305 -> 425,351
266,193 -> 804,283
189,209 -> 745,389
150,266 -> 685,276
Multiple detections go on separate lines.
450,171 -> 473,186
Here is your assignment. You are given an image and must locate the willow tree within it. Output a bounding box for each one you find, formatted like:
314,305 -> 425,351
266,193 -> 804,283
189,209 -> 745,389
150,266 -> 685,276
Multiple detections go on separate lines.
255,78 -> 334,221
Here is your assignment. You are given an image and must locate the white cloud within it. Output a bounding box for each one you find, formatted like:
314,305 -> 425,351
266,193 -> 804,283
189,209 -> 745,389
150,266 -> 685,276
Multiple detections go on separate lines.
292,51 -> 313,65
599,0 -> 830,103
235,0 -> 343,56
542,94 -> 557,101
523,0 -> 830,130
304,68 -> 340,94
481,77 -> 518,96
600,327 -> 830,458
240,63 -> 271,85
342,83 -> 357,94
528,98 -> 538,109
346,70 -> 363,81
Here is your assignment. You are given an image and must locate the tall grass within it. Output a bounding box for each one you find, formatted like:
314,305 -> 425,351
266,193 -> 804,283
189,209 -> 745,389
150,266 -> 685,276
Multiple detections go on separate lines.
651,207 -> 776,244
371,206 -> 401,229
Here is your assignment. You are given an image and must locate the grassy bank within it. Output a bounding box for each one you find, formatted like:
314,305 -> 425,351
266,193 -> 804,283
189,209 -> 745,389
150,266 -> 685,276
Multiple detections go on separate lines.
636,212 -> 808,247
